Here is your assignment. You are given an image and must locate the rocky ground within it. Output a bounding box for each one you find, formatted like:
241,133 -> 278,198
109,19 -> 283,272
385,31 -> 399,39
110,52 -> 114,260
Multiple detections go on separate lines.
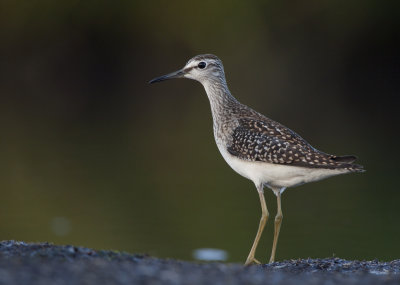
0,240 -> 399,285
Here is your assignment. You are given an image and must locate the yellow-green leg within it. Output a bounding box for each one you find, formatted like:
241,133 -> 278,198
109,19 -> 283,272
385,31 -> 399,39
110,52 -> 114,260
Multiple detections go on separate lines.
245,185 -> 269,265
269,191 -> 283,263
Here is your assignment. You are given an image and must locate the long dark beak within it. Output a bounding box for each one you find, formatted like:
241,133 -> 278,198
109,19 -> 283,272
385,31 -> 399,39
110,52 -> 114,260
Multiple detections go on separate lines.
149,69 -> 184,84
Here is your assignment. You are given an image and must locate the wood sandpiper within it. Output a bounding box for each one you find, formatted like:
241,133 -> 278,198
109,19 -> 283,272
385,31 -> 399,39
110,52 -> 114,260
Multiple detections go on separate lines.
149,54 -> 364,265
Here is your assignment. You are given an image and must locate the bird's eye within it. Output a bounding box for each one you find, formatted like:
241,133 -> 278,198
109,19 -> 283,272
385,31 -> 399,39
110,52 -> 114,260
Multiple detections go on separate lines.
198,62 -> 207,69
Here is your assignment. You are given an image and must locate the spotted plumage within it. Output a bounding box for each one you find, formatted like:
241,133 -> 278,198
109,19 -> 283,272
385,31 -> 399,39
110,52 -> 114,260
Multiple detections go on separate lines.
227,118 -> 363,172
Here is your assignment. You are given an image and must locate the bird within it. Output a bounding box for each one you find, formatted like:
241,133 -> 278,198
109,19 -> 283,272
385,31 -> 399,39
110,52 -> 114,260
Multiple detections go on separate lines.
149,54 -> 364,265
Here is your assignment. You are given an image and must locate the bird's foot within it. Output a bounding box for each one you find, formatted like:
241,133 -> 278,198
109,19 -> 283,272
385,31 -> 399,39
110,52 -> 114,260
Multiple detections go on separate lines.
244,257 -> 261,266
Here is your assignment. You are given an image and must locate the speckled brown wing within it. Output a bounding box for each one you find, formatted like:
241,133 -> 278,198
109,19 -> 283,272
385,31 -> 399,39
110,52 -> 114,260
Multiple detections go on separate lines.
227,118 -> 364,171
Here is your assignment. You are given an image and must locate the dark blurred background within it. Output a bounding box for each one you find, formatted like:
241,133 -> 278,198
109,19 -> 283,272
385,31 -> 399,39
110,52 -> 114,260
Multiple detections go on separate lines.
0,0 -> 399,262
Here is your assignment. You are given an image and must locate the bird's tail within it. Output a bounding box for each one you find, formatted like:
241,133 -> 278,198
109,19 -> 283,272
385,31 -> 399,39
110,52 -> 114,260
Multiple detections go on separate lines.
330,155 -> 358,163
345,163 -> 365,173
329,155 -> 365,173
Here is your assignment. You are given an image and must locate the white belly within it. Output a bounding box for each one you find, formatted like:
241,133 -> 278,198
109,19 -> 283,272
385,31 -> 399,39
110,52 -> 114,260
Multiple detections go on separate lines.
216,142 -> 348,190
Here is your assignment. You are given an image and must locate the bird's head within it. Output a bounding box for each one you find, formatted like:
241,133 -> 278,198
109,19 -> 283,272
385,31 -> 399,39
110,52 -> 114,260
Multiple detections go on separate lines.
149,54 -> 226,85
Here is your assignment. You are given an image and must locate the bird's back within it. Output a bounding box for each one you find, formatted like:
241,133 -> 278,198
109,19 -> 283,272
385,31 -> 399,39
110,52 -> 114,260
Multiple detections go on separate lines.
215,100 -> 364,173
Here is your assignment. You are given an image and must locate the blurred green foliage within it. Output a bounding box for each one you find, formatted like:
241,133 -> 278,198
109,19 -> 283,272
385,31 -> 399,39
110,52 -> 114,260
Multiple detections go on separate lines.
0,0 -> 399,262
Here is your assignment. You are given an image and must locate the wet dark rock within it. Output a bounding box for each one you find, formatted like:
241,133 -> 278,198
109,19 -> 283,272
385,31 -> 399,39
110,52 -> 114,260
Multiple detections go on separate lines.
264,257 -> 400,275
0,240 -> 399,285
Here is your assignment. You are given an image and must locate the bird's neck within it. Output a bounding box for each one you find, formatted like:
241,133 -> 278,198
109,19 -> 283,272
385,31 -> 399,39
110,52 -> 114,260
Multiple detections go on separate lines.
202,79 -> 241,138
202,79 -> 238,119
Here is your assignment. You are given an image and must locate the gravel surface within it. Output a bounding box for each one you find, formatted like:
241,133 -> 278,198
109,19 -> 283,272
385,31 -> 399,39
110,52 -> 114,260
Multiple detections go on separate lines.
0,240 -> 399,285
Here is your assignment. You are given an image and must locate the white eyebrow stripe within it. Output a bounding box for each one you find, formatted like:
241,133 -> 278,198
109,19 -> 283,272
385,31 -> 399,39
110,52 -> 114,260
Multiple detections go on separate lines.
185,60 -> 199,69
